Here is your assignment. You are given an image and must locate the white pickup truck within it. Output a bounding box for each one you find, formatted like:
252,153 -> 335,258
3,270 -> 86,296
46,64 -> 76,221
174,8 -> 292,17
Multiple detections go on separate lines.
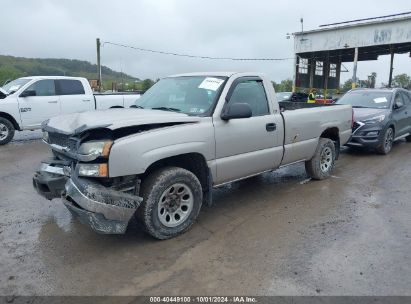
0,76 -> 141,145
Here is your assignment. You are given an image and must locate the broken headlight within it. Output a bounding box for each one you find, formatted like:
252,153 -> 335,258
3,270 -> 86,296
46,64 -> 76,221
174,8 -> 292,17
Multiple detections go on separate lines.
77,163 -> 108,177
77,140 -> 113,158
42,131 -> 49,143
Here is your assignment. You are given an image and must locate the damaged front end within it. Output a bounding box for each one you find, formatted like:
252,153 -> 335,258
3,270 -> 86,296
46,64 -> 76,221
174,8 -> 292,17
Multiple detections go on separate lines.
33,161 -> 142,234
63,176 -> 141,234
33,127 -> 142,234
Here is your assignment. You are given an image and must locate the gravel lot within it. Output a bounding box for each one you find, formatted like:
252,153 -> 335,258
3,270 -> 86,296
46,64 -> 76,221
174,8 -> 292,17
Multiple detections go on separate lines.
0,136 -> 410,296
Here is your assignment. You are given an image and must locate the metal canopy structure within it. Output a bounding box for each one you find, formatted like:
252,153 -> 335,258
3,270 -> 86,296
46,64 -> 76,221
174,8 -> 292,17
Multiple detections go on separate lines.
293,15 -> 411,92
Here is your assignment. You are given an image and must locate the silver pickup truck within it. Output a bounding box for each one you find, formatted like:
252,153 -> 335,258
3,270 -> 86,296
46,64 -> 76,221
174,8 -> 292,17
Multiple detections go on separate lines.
33,72 -> 352,239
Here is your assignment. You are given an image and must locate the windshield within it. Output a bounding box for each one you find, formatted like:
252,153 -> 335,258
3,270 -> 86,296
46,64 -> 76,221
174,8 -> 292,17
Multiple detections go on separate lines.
136,76 -> 227,115
276,92 -> 292,101
336,91 -> 392,109
1,78 -> 32,94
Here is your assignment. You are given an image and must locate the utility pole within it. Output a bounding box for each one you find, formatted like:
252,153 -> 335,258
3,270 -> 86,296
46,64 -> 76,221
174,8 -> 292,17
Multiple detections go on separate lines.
388,46 -> 394,88
96,38 -> 102,92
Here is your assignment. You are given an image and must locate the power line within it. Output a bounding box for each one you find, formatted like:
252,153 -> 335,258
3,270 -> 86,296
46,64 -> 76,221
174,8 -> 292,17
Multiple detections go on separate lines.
102,41 -> 293,61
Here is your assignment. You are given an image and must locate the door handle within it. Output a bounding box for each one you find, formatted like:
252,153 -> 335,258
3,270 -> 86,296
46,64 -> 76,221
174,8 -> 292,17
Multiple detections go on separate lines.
266,123 -> 276,132
82,99 -> 91,102
48,101 -> 58,104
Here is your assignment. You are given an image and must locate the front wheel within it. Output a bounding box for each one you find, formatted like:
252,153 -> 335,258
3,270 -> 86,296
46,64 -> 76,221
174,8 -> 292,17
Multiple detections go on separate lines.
305,138 -> 336,180
137,166 -> 203,239
376,127 -> 394,154
406,134 -> 411,142
0,117 -> 15,145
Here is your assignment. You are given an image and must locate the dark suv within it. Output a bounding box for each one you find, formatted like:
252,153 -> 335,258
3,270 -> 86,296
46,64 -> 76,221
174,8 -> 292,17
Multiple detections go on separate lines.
336,88 -> 411,154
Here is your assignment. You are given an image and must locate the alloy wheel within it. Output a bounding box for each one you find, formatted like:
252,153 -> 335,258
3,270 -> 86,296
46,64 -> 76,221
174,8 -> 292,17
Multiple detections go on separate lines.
320,146 -> 333,173
0,123 -> 9,141
157,183 -> 194,227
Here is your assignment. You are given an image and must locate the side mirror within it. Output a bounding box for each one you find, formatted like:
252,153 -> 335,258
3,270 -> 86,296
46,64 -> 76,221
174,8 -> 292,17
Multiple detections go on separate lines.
394,100 -> 404,109
221,103 -> 252,120
20,90 -> 36,97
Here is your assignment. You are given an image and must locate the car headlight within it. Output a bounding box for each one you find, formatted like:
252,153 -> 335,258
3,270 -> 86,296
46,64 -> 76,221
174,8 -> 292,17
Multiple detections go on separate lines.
362,114 -> 385,124
42,131 -> 49,143
77,163 -> 108,177
78,140 -> 113,158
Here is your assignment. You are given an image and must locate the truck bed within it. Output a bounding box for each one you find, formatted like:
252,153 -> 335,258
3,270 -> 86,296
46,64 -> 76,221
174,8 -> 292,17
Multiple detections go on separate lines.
278,102 -> 352,165
279,101 -> 334,111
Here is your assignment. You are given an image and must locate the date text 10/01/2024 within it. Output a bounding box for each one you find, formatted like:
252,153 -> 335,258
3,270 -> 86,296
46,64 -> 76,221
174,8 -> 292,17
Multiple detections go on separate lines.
149,296 -> 257,303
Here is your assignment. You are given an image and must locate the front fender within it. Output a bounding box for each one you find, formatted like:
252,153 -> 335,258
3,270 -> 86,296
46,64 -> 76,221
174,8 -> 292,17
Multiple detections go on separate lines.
108,119 -> 215,177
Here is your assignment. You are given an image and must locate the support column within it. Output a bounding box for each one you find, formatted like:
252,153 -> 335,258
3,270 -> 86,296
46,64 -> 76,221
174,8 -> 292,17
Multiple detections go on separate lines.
336,56 -> 342,90
388,48 -> 394,88
324,52 -> 330,96
309,57 -> 315,89
352,47 -> 358,89
292,55 -> 298,92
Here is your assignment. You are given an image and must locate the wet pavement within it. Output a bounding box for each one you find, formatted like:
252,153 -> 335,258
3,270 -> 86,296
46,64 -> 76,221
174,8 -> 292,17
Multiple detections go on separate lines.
0,135 -> 410,296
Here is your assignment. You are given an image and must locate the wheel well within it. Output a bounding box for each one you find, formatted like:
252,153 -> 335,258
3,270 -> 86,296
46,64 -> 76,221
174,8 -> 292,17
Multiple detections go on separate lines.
0,112 -> 20,130
388,124 -> 395,136
320,127 -> 339,142
320,127 -> 340,159
143,153 -> 210,192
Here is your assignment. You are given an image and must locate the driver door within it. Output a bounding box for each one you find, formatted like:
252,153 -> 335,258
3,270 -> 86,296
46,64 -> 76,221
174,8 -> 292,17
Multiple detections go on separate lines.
18,79 -> 60,129
213,77 -> 284,185
392,92 -> 409,137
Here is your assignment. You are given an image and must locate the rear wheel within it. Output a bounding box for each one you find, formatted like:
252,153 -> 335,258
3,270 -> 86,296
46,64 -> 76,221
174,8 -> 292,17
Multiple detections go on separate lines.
137,166 -> 203,239
305,138 -> 336,180
0,117 -> 15,145
376,127 -> 394,154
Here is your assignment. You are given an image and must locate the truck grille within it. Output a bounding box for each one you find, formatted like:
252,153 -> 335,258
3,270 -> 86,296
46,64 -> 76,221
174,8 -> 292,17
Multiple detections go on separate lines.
48,133 -> 78,151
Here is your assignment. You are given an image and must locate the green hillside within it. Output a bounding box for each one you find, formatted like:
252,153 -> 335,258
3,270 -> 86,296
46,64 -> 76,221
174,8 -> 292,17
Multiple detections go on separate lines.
0,55 -> 139,89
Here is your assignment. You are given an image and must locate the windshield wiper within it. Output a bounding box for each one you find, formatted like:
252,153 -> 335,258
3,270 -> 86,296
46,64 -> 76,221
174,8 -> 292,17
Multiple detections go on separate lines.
151,107 -> 181,112
352,106 -> 372,108
132,105 -> 144,109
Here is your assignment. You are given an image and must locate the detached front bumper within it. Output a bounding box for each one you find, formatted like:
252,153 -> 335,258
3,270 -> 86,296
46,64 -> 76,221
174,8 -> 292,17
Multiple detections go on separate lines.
33,162 -> 142,234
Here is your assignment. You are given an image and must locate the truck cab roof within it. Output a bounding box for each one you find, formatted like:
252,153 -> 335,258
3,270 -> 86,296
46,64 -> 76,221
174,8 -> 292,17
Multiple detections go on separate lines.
18,76 -> 86,81
168,72 -> 268,78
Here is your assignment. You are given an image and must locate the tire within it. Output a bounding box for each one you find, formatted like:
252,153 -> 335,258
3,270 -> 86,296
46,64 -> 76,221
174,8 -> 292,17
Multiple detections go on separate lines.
305,138 -> 336,180
137,166 -> 203,239
406,134 -> 411,142
376,127 -> 394,155
0,117 -> 15,145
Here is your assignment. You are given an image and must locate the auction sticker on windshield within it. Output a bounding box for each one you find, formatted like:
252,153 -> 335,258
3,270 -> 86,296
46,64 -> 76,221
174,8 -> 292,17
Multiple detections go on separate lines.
198,77 -> 225,91
374,97 -> 387,103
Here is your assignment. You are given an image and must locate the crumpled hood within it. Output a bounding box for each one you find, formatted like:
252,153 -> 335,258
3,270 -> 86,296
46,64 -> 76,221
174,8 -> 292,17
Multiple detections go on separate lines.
44,108 -> 201,134
353,108 -> 389,122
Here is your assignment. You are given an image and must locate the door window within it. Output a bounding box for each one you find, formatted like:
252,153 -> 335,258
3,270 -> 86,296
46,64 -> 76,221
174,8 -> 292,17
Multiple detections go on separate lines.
56,80 -> 85,95
394,93 -> 405,108
228,79 -> 269,116
25,80 -> 56,96
400,92 -> 411,104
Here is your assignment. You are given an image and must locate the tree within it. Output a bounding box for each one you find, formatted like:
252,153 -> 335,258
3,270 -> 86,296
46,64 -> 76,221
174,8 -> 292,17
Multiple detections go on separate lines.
141,79 -> 155,91
0,66 -> 24,85
392,74 -> 411,89
368,72 -> 377,88
342,79 -> 353,92
272,79 -> 293,92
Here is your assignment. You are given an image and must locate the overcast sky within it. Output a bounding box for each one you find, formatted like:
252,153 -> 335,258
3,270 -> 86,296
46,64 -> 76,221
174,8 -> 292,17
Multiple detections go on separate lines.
1,0 -> 411,85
